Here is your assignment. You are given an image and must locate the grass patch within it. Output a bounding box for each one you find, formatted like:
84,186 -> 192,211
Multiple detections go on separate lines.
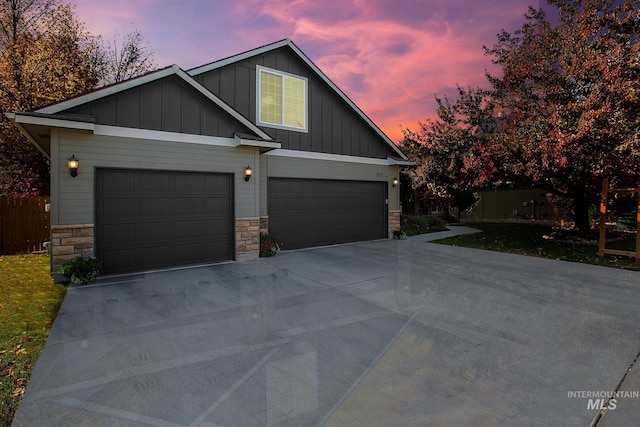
0,254 -> 67,426
433,222 -> 640,271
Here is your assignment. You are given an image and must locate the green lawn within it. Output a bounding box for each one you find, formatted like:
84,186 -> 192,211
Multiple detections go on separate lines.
433,222 -> 640,271
0,254 -> 67,426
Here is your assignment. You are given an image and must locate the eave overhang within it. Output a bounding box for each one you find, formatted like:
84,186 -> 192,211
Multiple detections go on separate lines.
4,112 -> 96,159
234,133 -> 281,153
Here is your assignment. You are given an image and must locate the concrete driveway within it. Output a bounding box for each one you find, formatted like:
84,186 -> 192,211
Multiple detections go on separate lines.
13,226 -> 640,426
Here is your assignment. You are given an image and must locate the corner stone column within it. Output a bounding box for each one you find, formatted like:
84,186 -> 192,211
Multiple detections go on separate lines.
236,217 -> 260,261
50,224 -> 94,273
389,210 -> 401,235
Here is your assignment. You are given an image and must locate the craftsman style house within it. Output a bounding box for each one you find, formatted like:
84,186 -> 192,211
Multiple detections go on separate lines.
7,39 -> 411,275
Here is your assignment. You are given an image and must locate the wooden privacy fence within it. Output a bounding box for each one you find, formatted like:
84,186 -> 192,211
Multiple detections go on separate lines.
599,178 -> 640,263
0,197 -> 50,255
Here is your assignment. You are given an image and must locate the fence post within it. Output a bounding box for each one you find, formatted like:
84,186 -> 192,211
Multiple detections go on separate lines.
636,192 -> 640,264
598,178 -> 608,259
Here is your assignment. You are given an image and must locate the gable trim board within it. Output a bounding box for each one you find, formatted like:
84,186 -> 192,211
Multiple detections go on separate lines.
7,112 -> 95,132
7,39 -> 411,276
265,148 -> 416,167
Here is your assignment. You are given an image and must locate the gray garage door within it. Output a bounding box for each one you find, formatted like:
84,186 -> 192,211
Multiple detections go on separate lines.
268,178 -> 387,250
96,168 -> 233,275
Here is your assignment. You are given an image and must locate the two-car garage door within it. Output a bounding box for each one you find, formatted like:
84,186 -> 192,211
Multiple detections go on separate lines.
96,169 -> 234,275
268,178 -> 388,250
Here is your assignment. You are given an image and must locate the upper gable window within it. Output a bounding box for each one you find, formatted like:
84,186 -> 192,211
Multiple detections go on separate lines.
257,66 -> 308,132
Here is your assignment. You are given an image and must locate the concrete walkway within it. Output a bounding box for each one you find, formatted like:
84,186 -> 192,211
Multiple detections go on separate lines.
13,227 -> 640,426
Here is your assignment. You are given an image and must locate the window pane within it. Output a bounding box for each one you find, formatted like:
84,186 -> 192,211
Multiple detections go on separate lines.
261,72 -> 282,124
283,76 -> 305,128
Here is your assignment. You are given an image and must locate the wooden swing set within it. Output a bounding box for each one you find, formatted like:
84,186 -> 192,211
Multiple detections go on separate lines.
598,178 -> 640,263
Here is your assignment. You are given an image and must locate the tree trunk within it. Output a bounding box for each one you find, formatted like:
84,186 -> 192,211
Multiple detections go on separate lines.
573,192 -> 591,236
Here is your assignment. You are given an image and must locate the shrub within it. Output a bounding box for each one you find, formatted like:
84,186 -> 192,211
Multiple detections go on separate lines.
260,233 -> 281,257
58,257 -> 101,285
393,230 -> 408,240
441,214 -> 461,224
400,214 -> 446,236
425,215 -> 447,232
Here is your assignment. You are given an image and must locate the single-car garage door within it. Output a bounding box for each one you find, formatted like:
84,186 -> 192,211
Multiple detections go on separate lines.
96,168 -> 233,275
268,178 -> 387,250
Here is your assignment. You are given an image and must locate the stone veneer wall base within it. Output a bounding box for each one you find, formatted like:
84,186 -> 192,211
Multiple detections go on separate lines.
236,217 -> 260,258
50,224 -> 94,273
389,210 -> 401,237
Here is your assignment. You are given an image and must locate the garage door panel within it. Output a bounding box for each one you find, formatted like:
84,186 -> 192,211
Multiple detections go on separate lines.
100,198 -> 135,218
136,246 -> 172,269
100,224 -> 136,248
138,197 -> 171,217
100,249 -> 136,272
137,222 -> 172,243
173,243 -> 204,263
204,241 -> 232,259
269,178 -> 386,250
204,219 -> 231,235
139,173 -> 170,192
173,220 -> 203,238
97,169 -> 234,275
173,197 -> 203,215
173,174 -> 203,193
100,170 -> 134,193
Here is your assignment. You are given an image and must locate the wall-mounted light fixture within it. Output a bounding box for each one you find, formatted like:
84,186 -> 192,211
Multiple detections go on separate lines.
244,165 -> 253,182
67,155 -> 79,177
392,177 -> 399,187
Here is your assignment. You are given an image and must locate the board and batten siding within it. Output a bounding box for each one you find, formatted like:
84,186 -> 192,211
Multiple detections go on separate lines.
50,129 -> 259,226
260,153 -> 401,217
64,75 -> 249,138
193,48 -> 399,159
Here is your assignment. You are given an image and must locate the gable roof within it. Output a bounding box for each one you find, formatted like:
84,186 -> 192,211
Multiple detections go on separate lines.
189,39 -> 408,161
36,65 -> 272,141
15,39 -> 409,162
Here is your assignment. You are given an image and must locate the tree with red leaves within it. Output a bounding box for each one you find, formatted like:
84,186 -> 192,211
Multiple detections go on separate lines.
400,86 -> 496,215
404,0 -> 639,233
479,0 -> 640,233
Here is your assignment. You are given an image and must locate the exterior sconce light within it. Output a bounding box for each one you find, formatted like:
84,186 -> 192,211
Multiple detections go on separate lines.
244,165 -> 253,182
392,177 -> 399,187
67,155 -> 79,177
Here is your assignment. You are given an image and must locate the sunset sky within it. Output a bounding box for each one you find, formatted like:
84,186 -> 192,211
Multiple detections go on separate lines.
67,0 -> 550,143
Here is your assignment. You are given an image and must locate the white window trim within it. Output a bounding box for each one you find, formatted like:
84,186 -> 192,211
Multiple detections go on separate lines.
256,65 -> 308,133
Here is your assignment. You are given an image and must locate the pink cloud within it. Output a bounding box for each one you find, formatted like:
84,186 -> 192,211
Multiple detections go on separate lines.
70,1 -> 140,37
249,0 -> 529,142
68,0 -> 535,143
